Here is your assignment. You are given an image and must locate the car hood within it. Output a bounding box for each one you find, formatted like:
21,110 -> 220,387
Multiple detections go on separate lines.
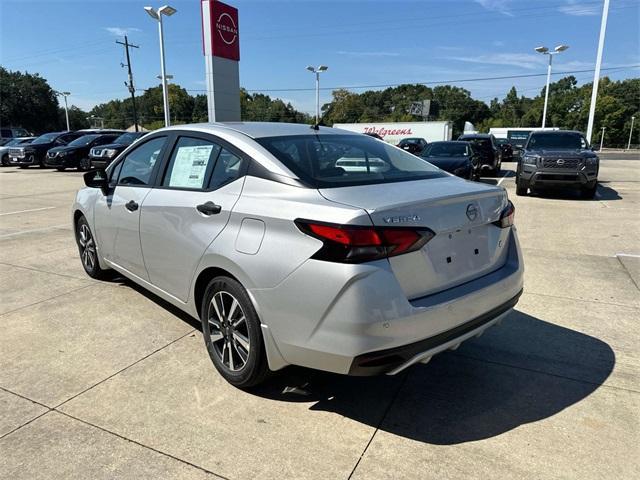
527,148 -> 595,157
421,156 -> 470,171
48,145 -> 82,154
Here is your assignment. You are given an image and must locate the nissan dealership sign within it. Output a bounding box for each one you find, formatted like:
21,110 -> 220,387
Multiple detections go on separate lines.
201,0 -> 240,121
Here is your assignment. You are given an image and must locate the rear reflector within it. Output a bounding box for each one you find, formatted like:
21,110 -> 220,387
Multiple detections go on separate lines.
296,220 -> 435,263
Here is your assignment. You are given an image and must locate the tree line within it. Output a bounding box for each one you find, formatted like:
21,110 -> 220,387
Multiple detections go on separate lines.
1,66 -> 637,147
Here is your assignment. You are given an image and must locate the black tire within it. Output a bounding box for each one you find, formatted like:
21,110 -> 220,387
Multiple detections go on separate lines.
78,158 -> 90,171
581,183 -> 598,199
515,176 -> 528,196
75,215 -> 110,279
201,276 -> 270,388
56,167 -> 65,172
19,165 -> 28,169
1,154 -> 9,166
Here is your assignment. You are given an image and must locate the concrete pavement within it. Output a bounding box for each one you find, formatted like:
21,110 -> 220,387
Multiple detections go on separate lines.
1,152 -> 638,479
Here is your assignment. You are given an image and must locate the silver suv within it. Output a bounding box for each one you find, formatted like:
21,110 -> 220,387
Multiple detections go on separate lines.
516,130 -> 599,198
74,123 -> 524,387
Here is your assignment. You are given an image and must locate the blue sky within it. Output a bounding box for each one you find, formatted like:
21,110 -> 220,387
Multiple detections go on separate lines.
1,0 -> 638,116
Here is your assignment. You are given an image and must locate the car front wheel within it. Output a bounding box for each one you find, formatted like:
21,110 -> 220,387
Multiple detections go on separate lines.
75,215 -> 109,279
581,183 -> 598,199
201,276 -> 269,388
515,176 -> 528,196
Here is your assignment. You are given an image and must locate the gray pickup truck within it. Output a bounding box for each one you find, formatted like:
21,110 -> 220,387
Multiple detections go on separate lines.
515,130 -> 599,199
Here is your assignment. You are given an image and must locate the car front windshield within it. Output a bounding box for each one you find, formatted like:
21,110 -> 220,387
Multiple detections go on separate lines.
32,133 -> 60,145
422,143 -> 467,157
114,133 -> 140,144
69,135 -> 100,147
5,138 -> 27,146
527,133 -> 587,150
256,134 -> 445,188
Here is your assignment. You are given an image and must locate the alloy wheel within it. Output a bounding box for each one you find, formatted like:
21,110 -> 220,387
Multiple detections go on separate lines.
207,291 -> 250,372
77,223 -> 97,272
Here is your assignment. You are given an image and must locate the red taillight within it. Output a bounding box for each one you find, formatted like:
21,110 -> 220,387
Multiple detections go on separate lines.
493,201 -> 515,228
296,220 -> 435,263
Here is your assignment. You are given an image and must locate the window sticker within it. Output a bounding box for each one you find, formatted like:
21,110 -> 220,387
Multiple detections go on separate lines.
169,145 -> 214,188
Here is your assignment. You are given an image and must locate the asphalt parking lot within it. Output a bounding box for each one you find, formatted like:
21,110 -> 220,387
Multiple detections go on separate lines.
1,152 -> 639,479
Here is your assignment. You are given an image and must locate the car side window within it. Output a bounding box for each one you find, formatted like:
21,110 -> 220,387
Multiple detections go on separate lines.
117,136 -> 166,186
162,137 -> 222,190
209,148 -> 247,190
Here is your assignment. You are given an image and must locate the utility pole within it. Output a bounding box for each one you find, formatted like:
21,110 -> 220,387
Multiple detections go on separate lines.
599,127 -> 605,152
116,35 -> 139,132
586,0 -> 610,144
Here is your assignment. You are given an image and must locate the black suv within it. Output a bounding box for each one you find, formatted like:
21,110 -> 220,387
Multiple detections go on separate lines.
89,131 -> 148,169
8,131 -> 84,168
515,130 -> 598,199
46,133 -> 122,171
457,134 -> 502,176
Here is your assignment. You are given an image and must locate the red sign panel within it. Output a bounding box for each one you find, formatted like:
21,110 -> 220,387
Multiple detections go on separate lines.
203,0 -> 240,61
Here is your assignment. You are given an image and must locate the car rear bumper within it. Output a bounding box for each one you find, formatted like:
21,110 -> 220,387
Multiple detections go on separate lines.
251,228 -> 524,375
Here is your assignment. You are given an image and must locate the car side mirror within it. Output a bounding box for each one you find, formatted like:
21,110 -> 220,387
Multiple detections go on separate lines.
84,169 -> 109,194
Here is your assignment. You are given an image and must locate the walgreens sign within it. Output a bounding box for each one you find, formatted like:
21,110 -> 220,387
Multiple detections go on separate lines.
333,122 -> 453,143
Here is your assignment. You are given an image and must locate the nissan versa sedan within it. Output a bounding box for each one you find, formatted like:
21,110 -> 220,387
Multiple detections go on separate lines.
73,123 -> 524,388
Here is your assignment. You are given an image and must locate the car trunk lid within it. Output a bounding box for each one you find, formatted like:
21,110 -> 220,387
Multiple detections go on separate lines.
319,176 -> 512,299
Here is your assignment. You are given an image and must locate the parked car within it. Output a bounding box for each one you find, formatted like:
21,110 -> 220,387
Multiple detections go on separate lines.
89,131 -> 148,169
0,137 -> 35,166
457,134 -> 502,176
515,130 -> 599,198
46,133 -> 123,171
75,123 -> 523,388
0,127 -> 32,146
495,138 -> 514,162
419,141 -> 480,180
397,137 -> 428,154
8,131 -> 85,168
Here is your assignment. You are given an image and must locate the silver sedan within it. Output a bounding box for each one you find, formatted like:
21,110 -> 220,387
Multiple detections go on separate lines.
73,122 -> 524,388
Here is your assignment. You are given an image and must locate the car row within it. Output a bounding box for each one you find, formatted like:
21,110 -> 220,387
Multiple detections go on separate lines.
4,129 -> 147,170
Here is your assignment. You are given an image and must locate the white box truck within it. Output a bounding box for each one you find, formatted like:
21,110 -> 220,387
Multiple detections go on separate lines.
333,121 -> 453,144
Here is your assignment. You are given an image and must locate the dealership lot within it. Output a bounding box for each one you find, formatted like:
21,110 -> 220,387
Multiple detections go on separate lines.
0,153 -> 639,479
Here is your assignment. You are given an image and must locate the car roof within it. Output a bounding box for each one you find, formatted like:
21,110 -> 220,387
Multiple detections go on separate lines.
161,122 -> 356,139
459,134 -> 491,138
430,140 -> 468,145
529,130 -> 584,135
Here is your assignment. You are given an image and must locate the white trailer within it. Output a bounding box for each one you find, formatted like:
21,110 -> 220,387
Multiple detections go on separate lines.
489,127 -> 559,147
333,121 -> 453,144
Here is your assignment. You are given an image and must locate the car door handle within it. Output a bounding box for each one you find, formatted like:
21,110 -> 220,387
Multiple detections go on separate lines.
196,201 -> 222,216
125,200 -> 139,212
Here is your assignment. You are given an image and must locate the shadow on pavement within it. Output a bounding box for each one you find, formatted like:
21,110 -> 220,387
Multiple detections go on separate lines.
250,310 -> 615,445
531,183 -> 622,201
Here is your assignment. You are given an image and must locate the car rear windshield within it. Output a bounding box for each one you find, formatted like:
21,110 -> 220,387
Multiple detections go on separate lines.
256,134 -> 445,188
462,138 -> 491,150
422,143 -> 468,157
527,132 -> 588,150
32,133 -> 60,144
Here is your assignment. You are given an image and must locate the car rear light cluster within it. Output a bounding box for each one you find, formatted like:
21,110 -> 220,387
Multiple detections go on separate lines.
296,220 -> 435,263
493,201 -> 515,228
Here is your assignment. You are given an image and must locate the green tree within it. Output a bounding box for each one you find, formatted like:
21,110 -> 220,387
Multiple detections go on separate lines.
0,67 -> 60,133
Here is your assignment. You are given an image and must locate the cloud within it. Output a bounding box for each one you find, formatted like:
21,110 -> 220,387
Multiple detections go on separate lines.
474,0 -> 514,16
336,50 -> 401,57
104,27 -> 142,37
445,52 -> 547,70
558,1 -> 600,16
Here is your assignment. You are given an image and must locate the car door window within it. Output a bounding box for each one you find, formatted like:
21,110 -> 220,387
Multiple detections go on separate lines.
209,148 -> 246,190
162,137 -> 222,189
117,136 -> 166,186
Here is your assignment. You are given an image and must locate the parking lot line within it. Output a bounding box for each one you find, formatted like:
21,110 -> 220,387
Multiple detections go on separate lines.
0,206 -> 57,216
497,171 -> 512,185
0,224 -> 69,239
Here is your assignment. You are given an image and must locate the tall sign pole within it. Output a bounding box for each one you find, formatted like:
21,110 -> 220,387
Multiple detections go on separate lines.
201,0 -> 240,122
586,0 -> 610,144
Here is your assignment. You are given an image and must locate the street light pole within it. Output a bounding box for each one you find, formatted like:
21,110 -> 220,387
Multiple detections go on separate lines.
586,0 -> 610,145
306,65 -> 328,125
535,45 -> 569,129
145,5 -> 177,128
599,127 -> 605,152
627,116 -> 636,150
55,91 -> 71,130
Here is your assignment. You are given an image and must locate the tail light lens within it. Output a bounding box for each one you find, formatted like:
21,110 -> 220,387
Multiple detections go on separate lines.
493,201 -> 515,228
296,220 -> 435,263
